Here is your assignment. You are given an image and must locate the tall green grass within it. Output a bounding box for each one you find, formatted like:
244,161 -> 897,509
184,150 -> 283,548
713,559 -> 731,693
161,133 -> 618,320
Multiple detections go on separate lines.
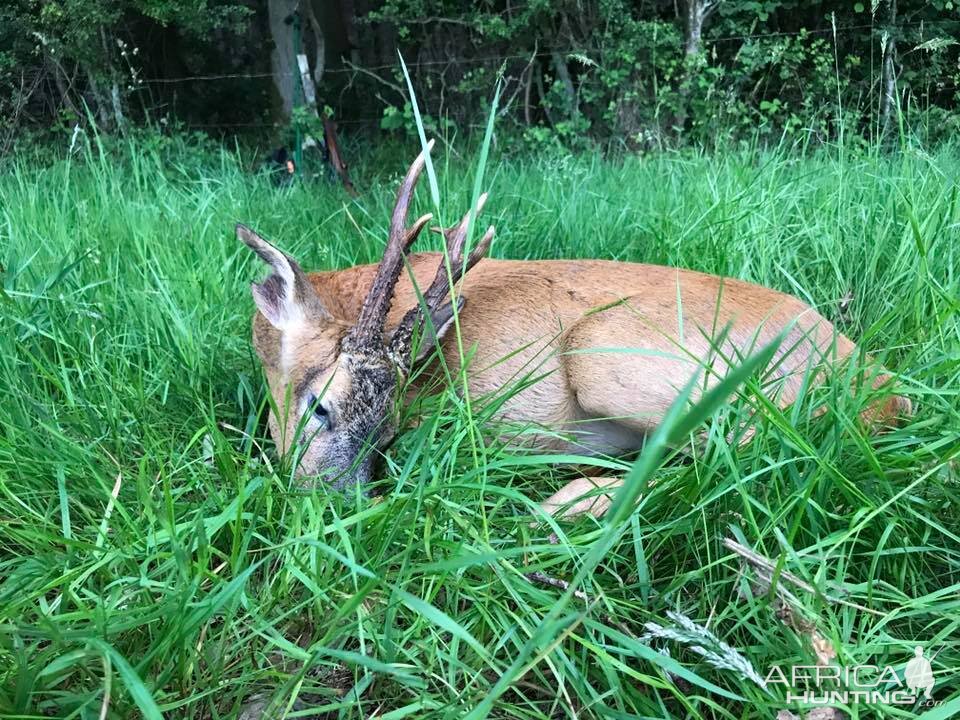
0,134 -> 957,718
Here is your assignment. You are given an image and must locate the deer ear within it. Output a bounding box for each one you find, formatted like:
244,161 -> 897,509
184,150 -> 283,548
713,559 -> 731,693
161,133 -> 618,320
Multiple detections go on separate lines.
237,224 -> 330,329
410,295 -> 464,365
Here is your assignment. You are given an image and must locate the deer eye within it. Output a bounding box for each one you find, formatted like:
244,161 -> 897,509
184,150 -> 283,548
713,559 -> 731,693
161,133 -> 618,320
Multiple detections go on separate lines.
307,394 -> 331,430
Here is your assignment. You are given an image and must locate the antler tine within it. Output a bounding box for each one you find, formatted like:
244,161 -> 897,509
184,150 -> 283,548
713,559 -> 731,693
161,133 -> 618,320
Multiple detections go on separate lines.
349,140 -> 435,345
466,225 -> 495,271
420,193 -> 489,309
389,194 -> 494,372
389,140 -> 436,245
429,193 -> 489,245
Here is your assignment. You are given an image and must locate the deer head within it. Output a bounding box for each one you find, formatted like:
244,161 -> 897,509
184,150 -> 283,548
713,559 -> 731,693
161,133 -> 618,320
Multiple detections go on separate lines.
239,141 -> 494,488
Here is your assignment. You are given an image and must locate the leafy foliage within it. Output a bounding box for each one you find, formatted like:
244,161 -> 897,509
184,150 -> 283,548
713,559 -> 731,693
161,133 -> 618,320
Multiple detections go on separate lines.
0,0 -> 249,143
3,1 -> 960,148
365,0 -> 960,147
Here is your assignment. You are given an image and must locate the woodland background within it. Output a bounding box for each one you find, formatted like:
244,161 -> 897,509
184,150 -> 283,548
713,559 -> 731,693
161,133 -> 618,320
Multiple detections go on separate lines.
2,0 -> 960,155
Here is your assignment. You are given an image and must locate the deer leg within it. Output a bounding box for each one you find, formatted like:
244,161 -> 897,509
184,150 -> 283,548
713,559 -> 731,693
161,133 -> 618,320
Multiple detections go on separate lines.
539,475 -> 624,520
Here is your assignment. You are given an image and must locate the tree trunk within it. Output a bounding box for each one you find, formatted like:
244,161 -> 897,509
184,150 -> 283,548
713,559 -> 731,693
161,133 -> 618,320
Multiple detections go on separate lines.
550,49 -> 578,119
880,0 -> 898,138
341,0 -> 362,65
99,27 -> 125,133
83,65 -> 111,129
684,0 -> 708,58
535,64 -> 556,128
673,0 -> 717,133
302,0 -> 326,87
523,61 -> 533,126
45,52 -> 80,122
110,81 -> 125,130
268,0 -> 300,119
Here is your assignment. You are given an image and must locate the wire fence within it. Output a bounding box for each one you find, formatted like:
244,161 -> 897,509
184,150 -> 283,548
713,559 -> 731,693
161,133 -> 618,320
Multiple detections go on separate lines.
136,17 -> 960,86
11,18 -> 958,137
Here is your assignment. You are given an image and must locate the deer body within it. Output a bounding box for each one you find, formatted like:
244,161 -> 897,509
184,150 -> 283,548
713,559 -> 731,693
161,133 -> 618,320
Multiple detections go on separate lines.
241,144 -> 908,498
255,251 -> 893,459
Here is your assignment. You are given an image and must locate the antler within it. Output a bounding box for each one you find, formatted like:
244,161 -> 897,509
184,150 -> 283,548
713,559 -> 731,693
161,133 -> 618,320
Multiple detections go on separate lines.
345,140 -> 435,349
389,193 -> 495,369
420,193 -> 494,312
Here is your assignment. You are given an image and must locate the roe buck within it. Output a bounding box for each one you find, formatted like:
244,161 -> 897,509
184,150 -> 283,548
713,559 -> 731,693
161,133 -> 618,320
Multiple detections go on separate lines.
239,142 -> 910,517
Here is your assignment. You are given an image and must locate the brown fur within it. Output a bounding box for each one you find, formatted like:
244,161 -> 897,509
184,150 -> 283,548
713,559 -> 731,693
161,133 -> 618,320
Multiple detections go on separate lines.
250,252 -> 909,487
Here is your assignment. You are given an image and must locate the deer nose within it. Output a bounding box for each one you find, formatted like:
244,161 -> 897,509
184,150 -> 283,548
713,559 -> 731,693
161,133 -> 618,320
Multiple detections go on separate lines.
328,456 -> 374,492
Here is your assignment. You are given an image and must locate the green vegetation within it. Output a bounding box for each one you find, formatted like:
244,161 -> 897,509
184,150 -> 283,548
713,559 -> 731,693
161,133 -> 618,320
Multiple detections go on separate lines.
0,135 -> 958,717
4,1 -> 960,150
